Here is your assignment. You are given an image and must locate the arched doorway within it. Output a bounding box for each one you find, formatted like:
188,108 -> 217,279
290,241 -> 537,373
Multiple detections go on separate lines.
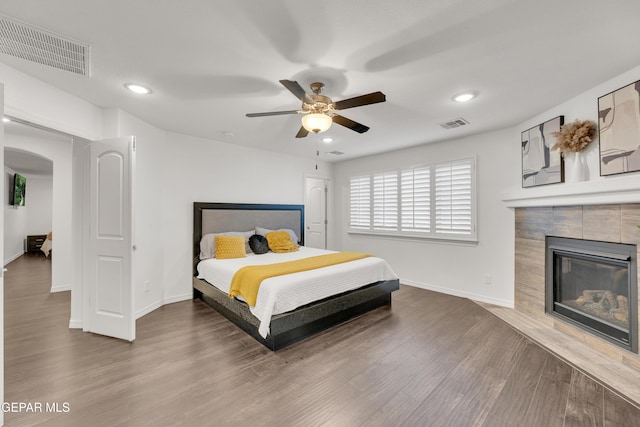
3,122 -> 74,294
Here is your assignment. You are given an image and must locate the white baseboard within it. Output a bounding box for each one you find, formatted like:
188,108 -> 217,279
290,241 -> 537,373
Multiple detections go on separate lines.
50,284 -> 71,293
136,300 -> 163,319
68,319 -> 82,329
163,293 -> 192,305
135,293 -> 193,319
4,251 -> 24,266
400,279 -> 514,308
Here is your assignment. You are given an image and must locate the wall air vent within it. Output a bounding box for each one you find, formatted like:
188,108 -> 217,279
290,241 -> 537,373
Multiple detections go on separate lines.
439,117 -> 469,130
328,150 -> 344,156
0,14 -> 90,76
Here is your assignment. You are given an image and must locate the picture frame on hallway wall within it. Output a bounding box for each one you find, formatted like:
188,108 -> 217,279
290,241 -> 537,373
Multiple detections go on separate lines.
598,80 -> 640,176
521,115 -> 564,188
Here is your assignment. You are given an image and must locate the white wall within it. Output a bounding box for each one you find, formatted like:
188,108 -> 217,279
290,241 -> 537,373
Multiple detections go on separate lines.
25,175 -> 53,235
162,131 -> 333,303
0,62 -> 102,139
507,64 -> 640,195
3,165 -> 27,264
333,128 -> 518,307
98,109 -> 335,317
4,133 -> 73,292
332,64 -> 640,308
3,168 -> 53,265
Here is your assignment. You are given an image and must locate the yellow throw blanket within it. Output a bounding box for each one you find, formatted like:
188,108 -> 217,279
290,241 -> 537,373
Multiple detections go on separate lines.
229,251 -> 372,306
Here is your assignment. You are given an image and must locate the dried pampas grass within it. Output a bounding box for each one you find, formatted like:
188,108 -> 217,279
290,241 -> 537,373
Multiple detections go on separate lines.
551,119 -> 597,153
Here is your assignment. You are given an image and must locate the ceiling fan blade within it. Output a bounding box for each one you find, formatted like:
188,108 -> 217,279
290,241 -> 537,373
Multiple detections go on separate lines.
279,79 -> 314,104
246,110 -> 300,117
334,91 -> 386,110
332,114 -> 370,133
295,126 -> 309,138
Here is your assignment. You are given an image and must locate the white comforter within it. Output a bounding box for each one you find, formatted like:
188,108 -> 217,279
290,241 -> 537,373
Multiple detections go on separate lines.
197,247 -> 398,338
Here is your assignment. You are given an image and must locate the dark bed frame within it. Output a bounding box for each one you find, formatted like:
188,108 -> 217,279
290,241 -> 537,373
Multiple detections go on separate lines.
192,202 -> 399,351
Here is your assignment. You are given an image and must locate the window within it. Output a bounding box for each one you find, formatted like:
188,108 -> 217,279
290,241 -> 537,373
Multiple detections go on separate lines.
349,157 -> 476,241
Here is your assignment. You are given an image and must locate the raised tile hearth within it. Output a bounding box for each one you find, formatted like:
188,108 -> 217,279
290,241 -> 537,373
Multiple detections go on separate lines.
481,203 -> 640,407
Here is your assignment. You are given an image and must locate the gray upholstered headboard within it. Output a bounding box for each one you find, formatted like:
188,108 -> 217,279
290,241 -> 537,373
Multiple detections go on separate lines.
193,202 -> 305,275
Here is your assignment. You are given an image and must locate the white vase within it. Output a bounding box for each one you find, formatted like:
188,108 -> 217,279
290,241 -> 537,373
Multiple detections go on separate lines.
569,151 -> 586,182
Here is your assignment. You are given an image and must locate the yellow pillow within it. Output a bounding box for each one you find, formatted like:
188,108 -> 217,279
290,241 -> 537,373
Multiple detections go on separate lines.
266,231 -> 299,253
215,235 -> 246,259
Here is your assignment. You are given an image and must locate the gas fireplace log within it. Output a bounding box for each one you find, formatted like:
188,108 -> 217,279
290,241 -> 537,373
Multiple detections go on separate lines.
574,290 -> 620,310
599,291 -> 618,311
612,308 -> 629,324
617,295 -> 628,310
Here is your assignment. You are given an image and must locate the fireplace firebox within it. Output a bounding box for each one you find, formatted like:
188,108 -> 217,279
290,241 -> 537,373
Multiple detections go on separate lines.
546,236 -> 638,353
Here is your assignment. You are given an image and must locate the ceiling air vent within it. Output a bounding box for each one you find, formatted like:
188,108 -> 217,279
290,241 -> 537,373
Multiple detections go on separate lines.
0,14 -> 90,76
328,150 -> 344,156
439,117 -> 469,130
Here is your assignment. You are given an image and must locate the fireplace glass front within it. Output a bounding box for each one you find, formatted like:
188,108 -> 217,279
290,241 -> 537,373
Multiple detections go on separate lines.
546,237 -> 638,353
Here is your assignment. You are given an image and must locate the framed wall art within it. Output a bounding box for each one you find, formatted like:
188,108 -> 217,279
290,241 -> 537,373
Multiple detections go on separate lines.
521,115 -> 564,187
598,80 -> 640,176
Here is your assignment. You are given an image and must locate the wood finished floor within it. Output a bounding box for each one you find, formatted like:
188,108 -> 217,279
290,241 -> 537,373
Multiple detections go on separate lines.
5,254 -> 640,426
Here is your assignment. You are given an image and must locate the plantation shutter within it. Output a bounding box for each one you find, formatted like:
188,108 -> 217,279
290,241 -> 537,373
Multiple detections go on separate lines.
434,159 -> 473,235
348,157 -> 475,241
349,175 -> 371,229
401,166 -> 430,232
373,171 -> 398,230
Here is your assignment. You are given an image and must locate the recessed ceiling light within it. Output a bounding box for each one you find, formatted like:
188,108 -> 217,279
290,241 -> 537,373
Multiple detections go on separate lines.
2,117 -> 10,123
452,92 -> 477,103
124,83 -> 152,94
322,137 -> 333,143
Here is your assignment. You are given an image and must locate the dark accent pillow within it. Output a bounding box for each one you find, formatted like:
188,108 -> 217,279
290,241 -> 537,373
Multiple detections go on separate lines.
249,234 -> 269,255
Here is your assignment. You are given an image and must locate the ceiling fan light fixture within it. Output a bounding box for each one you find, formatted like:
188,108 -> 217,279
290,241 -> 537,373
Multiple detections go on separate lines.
301,113 -> 332,134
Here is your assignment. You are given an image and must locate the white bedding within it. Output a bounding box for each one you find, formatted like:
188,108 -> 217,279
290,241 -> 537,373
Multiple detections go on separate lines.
197,247 -> 398,338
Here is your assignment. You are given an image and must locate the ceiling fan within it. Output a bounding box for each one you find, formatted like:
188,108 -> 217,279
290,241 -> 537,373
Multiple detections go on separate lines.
246,79 -> 386,138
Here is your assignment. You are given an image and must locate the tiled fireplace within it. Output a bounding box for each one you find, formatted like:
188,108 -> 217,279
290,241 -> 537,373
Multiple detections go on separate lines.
515,204 -> 640,370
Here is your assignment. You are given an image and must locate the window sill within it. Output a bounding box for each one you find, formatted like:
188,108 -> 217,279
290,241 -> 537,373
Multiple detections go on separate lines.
347,229 -> 478,245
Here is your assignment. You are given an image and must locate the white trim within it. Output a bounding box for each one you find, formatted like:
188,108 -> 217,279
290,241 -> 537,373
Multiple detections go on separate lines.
401,278 -> 514,308
163,293 -> 193,305
50,284 -> 71,293
349,156 -> 477,241
136,299 -> 163,319
4,105 -> 98,141
3,251 -> 24,266
134,293 -> 199,319
68,319 -> 82,329
348,229 -> 478,244
501,175 -> 640,208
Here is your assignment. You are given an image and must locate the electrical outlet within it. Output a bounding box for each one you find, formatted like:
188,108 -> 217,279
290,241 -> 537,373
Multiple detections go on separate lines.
144,280 -> 150,293
484,275 -> 492,285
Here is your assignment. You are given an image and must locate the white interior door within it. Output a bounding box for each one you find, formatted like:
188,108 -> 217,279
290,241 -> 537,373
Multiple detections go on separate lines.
304,177 -> 328,249
86,136 -> 135,341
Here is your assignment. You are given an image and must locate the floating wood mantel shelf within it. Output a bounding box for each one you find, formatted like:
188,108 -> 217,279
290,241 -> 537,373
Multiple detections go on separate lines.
502,176 -> 640,208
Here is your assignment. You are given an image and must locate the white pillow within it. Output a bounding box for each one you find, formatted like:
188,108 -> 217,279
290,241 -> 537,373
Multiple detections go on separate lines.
255,226 -> 299,245
199,230 -> 255,259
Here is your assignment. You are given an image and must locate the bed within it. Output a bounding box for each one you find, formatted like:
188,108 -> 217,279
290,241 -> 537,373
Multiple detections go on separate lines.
192,202 -> 400,350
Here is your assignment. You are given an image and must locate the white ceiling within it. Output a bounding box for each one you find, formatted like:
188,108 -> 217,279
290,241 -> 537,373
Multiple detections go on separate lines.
1,0 -> 639,162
